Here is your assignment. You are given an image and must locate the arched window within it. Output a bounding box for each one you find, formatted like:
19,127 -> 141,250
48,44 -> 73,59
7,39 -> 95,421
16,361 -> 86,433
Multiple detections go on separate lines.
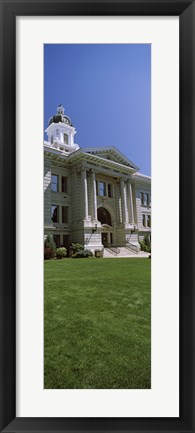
64,133 -> 68,144
97,207 -> 112,226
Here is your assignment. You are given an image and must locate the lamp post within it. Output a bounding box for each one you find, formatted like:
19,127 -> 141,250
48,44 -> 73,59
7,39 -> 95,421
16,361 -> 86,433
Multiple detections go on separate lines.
92,223 -> 97,234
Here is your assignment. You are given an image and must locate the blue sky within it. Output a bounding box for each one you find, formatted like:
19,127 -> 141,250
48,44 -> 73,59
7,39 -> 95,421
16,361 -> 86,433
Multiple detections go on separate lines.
44,44 -> 151,175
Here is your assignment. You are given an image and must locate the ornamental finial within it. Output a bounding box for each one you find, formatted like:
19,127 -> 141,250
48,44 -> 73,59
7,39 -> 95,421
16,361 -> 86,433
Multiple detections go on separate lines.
57,104 -> 65,115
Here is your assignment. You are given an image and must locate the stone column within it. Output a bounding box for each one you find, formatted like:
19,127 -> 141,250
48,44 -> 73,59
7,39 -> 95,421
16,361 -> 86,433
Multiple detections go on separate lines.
127,180 -> 135,224
120,179 -> 128,224
82,168 -> 88,220
91,170 -> 97,220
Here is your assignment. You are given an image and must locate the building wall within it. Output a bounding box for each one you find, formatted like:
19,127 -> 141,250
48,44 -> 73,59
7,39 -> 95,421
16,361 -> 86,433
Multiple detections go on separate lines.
44,152 -> 151,251
44,158 -> 52,228
44,157 -> 72,244
133,181 -> 151,231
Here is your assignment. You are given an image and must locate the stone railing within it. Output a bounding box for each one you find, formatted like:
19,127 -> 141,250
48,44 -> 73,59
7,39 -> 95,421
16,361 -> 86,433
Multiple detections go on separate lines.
106,246 -> 120,255
126,243 -> 140,254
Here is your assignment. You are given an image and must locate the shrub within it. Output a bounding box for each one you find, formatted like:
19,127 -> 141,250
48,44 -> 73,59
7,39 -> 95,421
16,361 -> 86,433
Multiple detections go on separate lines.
69,243 -> 84,257
144,235 -> 151,252
44,247 -> 53,260
139,235 -> 151,253
71,243 -> 84,252
69,243 -> 92,258
139,240 -> 148,252
44,235 -> 56,258
56,247 -> 67,259
72,249 -> 84,258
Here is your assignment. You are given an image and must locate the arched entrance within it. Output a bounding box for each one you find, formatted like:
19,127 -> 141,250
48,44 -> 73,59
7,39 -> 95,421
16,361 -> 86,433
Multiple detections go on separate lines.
97,207 -> 113,247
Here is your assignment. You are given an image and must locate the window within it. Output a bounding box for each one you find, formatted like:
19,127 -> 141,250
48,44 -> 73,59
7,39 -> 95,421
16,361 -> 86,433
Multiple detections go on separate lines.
147,215 -> 151,227
142,214 -> 146,227
63,235 -> 70,249
61,176 -> 68,193
51,174 -> 59,192
144,193 -> 150,206
51,135 -> 53,144
62,206 -> 68,224
96,180 -> 113,197
51,205 -> 59,223
141,192 -> 150,206
108,183 -> 112,198
64,133 -> 68,144
56,128 -> 59,135
53,235 -> 60,248
99,181 -> 106,196
140,192 -> 144,205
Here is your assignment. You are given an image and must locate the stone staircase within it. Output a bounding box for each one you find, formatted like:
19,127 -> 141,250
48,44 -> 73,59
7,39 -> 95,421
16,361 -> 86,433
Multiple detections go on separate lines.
103,247 -> 144,258
103,247 -> 120,258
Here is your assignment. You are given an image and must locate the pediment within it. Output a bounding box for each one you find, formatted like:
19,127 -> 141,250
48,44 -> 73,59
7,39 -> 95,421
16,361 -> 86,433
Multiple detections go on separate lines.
82,146 -> 139,171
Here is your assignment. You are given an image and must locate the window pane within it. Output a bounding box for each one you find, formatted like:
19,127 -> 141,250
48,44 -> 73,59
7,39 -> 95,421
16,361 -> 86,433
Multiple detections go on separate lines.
108,183 -> 112,198
62,206 -> 68,224
51,205 -> 59,223
61,176 -> 68,193
147,215 -> 151,227
51,174 -> 58,192
140,192 -> 144,205
99,181 -> 106,196
142,214 -> 146,227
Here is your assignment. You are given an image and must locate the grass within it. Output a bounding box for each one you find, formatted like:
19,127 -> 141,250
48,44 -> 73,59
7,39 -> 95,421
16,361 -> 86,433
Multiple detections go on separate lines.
44,258 -> 151,389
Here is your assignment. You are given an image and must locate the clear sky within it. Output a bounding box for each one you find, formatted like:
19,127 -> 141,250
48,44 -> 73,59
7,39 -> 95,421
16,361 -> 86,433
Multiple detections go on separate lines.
44,44 -> 151,176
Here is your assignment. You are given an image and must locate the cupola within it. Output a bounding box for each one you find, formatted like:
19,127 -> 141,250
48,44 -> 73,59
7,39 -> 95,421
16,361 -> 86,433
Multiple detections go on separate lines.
45,104 -> 79,153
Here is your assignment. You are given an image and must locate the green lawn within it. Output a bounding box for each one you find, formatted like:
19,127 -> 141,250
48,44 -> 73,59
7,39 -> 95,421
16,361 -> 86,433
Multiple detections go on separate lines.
44,258 -> 151,389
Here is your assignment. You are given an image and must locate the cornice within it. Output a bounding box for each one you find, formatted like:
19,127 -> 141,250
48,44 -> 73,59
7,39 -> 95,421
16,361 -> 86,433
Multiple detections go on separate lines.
132,173 -> 151,185
44,144 -> 150,180
68,150 -> 137,175
73,146 -> 139,171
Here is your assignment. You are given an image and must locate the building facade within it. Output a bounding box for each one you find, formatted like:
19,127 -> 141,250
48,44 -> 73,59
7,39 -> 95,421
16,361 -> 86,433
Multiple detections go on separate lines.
44,105 -> 151,255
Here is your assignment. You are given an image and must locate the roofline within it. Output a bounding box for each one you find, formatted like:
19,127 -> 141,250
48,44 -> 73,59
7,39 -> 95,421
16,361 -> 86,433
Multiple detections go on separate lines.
74,146 -> 140,171
68,149 -> 138,174
132,172 -> 151,183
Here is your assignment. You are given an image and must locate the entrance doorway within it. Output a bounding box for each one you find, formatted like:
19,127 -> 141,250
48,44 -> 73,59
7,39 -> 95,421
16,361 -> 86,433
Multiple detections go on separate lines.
101,233 -> 108,247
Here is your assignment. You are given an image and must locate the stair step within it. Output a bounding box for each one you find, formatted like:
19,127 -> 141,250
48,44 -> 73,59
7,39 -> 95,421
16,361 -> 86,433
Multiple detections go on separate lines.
103,247 -> 140,258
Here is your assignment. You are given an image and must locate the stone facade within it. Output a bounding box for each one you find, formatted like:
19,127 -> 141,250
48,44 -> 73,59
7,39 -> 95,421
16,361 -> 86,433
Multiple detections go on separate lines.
44,105 -> 151,254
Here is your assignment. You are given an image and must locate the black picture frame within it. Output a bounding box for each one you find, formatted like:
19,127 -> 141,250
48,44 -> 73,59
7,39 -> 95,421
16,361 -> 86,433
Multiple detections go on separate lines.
0,0 -> 194,432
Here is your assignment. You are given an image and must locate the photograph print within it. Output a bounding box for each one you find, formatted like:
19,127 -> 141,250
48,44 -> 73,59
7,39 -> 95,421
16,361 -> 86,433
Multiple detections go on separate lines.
44,44 -> 151,389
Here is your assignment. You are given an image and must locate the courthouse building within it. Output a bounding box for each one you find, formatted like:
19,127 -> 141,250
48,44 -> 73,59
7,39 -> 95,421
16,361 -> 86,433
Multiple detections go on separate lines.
44,105 -> 151,255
